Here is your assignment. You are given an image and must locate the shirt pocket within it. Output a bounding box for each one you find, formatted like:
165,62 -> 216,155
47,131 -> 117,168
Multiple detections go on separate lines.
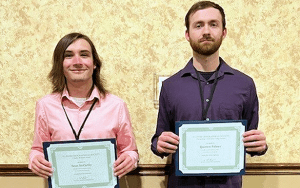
218,102 -> 242,120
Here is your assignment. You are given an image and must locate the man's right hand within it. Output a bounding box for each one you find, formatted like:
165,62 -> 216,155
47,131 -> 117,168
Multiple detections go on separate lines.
31,155 -> 53,178
157,132 -> 180,154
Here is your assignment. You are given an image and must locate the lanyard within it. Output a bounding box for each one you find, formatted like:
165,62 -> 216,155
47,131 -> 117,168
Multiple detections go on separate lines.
62,98 -> 98,140
195,65 -> 220,120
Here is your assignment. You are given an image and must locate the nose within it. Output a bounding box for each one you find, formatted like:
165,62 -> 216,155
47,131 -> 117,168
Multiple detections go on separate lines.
73,55 -> 82,65
203,24 -> 211,34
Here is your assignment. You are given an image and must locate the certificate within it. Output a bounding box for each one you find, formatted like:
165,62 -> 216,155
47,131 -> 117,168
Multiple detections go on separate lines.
43,139 -> 119,188
175,120 -> 246,176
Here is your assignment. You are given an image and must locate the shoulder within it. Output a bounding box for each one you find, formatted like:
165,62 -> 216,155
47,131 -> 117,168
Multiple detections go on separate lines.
230,68 -> 256,86
162,70 -> 184,87
36,93 -> 61,106
222,61 -> 256,87
101,93 -> 127,106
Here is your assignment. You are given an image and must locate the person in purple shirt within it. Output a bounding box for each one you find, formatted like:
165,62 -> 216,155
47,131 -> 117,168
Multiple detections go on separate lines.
151,1 -> 268,187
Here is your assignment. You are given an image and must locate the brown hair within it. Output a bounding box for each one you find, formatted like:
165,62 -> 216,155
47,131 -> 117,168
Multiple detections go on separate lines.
48,32 -> 108,96
185,1 -> 226,31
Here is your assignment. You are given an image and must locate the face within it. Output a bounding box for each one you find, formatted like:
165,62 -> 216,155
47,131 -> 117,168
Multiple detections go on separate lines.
185,7 -> 227,56
63,39 -> 95,86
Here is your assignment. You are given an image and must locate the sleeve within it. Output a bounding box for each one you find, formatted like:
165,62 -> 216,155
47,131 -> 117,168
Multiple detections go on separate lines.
151,83 -> 172,158
116,101 -> 139,165
28,100 -> 51,169
243,79 -> 259,131
243,79 -> 267,156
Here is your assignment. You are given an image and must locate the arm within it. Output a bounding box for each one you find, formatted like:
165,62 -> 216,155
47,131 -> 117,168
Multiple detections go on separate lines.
28,101 -> 53,178
113,102 -> 138,178
151,83 -> 179,157
242,80 -> 268,155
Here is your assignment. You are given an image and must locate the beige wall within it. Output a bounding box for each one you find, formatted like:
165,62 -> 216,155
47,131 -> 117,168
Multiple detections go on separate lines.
1,175 -> 300,188
1,0 -> 300,166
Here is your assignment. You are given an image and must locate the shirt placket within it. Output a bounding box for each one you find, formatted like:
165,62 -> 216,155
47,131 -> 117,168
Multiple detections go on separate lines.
203,80 -> 212,121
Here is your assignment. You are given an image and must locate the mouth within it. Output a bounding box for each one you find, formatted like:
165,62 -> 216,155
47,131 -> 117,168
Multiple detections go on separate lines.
70,69 -> 87,73
200,38 -> 214,43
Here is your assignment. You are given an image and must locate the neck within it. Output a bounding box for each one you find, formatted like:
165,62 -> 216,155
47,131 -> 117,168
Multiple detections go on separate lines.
66,81 -> 93,98
192,51 -> 220,72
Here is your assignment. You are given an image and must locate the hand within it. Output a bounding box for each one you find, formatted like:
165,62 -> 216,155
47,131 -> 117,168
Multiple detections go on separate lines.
30,155 -> 53,178
243,130 -> 267,153
157,131 -> 180,154
114,153 -> 137,178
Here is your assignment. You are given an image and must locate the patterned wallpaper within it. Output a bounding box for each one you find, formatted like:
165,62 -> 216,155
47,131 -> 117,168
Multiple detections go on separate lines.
0,0 -> 299,164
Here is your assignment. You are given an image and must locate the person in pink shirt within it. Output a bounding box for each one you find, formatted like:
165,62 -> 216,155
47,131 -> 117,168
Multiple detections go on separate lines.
28,32 -> 139,179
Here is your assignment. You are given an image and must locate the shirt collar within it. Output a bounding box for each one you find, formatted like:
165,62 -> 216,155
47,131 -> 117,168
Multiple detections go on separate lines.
61,86 -> 101,102
180,57 -> 235,78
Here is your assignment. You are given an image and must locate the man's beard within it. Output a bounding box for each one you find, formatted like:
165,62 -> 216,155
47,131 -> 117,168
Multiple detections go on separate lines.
189,34 -> 223,56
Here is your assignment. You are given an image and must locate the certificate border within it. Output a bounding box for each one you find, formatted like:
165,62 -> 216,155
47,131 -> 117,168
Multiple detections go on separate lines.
175,120 -> 247,176
43,138 -> 119,188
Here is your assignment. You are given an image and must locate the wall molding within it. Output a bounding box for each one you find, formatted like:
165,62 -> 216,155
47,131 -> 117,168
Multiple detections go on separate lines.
1,163 -> 300,176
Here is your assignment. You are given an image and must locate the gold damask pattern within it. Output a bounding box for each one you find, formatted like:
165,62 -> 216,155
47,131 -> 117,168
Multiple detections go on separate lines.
0,0 -> 299,164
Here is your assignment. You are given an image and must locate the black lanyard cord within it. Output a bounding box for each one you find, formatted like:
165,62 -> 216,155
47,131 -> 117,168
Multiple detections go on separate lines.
195,65 -> 220,120
62,98 -> 98,140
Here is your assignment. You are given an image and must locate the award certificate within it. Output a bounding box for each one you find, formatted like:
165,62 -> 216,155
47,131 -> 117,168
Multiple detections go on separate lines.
175,120 -> 246,176
43,139 -> 119,188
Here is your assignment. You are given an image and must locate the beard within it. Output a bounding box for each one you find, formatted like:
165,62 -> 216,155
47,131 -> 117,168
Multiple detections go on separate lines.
189,34 -> 223,56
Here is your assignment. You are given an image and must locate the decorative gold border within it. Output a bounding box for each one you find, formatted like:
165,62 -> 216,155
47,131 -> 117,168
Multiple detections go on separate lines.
153,74 -> 170,109
1,164 -> 300,176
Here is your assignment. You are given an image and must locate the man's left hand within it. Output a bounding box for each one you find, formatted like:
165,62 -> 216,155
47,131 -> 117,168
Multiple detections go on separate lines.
114,153 -> 137,178
243,130 -> 267,153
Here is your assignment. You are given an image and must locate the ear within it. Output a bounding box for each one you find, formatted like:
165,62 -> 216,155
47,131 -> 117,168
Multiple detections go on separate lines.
94,65 -> 96,69
185,30 -> 190,41
222,28 -> 227,40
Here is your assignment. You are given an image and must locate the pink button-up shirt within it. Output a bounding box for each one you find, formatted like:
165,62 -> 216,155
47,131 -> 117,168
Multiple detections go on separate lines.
28,87 -> 138,169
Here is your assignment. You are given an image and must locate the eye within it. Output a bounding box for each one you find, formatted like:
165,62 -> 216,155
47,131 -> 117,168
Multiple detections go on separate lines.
81,53 -> 90,58
210,22 -> 218,27
196,23 -> 203,28
64,53 -> 73,59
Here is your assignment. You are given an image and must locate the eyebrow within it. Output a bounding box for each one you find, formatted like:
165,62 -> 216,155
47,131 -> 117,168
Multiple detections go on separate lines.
194,19 -> 220,24
64,50 -> 91,53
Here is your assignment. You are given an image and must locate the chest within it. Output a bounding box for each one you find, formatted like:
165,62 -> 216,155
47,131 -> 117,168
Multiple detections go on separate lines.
166,78 -> 249,121
45,105 -> 119,140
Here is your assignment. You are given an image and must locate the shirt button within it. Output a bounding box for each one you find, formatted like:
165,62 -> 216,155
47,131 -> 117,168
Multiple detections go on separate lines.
206,118 -> 210,121
206,99 -> 209,102
206,82 -> 209,85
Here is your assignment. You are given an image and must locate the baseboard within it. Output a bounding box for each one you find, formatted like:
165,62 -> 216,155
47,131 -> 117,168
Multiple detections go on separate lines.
1,163 -> 300,176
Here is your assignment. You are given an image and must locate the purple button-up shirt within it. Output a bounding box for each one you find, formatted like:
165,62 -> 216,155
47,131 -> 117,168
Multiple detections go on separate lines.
151,58 -> 259,188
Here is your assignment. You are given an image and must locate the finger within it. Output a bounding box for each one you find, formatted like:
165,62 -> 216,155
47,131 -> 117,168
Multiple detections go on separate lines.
38,157 -> 52,168
159,135 -> 180,146
31,157 -> 53,177
117,161 -> 135,178
244,140 -> 266,148
161,136 -> 179,146
243,134 -> 266,143
115,164 -> 131,178
31,164 -> 51,178
31,167 -> 47,179
114,155 -> 125,168
161,132 -> 180,142
157,145 -> 177,154
114,157 -> 133,177
158,139 -> 178,150
157,141 -> 178,154
114,157 -> 128,172
243,130 -> 263,137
